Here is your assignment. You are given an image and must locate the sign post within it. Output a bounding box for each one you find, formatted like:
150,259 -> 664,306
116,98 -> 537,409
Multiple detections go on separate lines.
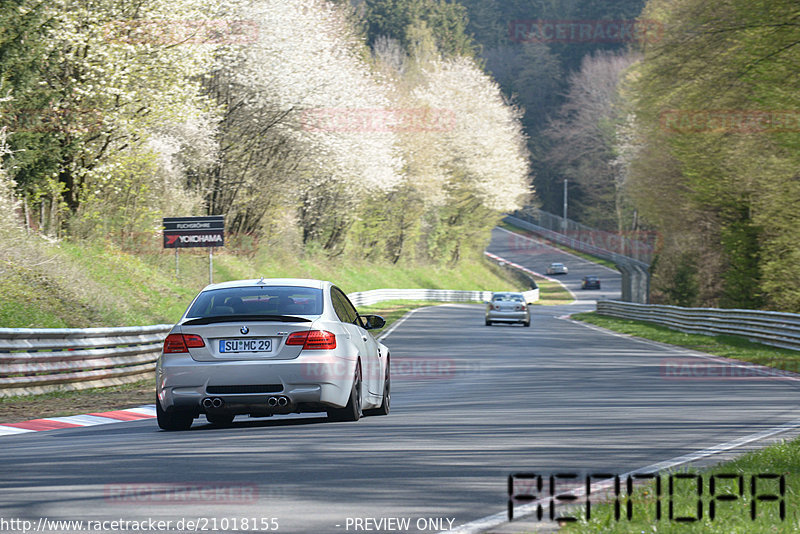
163,216 -> 225,284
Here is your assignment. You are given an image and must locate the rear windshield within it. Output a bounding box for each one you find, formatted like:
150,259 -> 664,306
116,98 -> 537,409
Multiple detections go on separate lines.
493,294 -> 524,302
186,286 -> 324,318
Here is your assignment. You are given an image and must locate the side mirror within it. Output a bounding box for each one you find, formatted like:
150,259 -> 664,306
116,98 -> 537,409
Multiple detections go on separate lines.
360,314 -> 386,330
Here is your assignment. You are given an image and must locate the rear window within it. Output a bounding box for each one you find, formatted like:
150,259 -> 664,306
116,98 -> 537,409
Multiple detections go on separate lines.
186,286 -> 323,318
493,294 -> 524,302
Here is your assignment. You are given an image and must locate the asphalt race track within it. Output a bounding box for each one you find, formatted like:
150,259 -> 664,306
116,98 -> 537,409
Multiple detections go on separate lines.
1,229 -> 799,533
487,226 -> 621,303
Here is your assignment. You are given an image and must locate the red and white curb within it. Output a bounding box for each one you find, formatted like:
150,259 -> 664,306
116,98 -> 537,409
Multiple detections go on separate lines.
0,405 -> 156,436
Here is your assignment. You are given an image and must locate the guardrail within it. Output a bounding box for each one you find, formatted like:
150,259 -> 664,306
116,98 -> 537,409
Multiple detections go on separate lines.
347,288 -> 495,307
505,212 -> 651,304
0,325 -> 173,397
0,288 -> 527,397
596,300 -> 800,351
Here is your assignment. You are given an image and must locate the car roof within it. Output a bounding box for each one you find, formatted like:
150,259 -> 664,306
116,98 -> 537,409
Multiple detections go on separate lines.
198,278 -> 330,292
550,262 -> 563,265
492,292 -> 524,297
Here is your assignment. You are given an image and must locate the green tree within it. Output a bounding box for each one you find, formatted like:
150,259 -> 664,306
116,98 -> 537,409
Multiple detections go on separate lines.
362,0 -> 474,57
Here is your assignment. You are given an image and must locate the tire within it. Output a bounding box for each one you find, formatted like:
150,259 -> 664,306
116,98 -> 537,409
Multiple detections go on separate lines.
523,320 -> 531,327
327,361 -> 362,422
156,398 -> 193,431
206,413 -> 235,426
485,319 -> 492,326
365,360 -> 390,417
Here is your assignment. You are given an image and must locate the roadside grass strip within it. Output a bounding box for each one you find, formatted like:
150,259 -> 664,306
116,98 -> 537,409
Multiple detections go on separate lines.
571,312 -> 800,376
0,405 -> 155,436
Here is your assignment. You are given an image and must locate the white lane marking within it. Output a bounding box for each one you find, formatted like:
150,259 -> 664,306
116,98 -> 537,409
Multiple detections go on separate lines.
378,307 -> 425,342
123,405 -> 157,416
495,226 -> 620,274
562,317 -> 800,382
43,415 -> 122,426
443,418 -> 800,534
0,426 -> 36,436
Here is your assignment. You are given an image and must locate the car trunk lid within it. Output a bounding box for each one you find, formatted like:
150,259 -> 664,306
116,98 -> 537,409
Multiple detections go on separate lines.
178,318 -> 314,361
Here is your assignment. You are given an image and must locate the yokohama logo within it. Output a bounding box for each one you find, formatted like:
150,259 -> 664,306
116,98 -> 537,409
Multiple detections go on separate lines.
166,234 -> 223,245
164,232 -> 224,248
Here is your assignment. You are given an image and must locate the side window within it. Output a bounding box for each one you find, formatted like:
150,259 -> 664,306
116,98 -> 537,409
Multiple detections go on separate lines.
330,290 -> 348,322
331,288 -> 357,324
339,291 -> 360,325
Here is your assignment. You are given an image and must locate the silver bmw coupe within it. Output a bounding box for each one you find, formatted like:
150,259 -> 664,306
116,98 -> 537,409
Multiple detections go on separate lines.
156,278 -> 390,430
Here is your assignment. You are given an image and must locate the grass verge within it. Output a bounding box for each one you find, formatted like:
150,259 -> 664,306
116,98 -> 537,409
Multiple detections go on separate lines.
561,438 -> 800,533
571,312 -> 800,374
0,236 -> 523,327
533,274 -> 575,305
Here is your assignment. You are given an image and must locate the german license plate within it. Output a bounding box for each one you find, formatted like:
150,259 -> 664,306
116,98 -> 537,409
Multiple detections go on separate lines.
219,338 -> 272,353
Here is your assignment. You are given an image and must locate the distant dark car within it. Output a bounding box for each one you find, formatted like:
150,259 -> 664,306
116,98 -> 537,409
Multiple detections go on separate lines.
581,275 -> 601,290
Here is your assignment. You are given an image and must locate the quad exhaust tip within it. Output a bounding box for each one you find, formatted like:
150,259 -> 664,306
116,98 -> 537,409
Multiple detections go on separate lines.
202,397 -> 224,409
267,396 -> 290,407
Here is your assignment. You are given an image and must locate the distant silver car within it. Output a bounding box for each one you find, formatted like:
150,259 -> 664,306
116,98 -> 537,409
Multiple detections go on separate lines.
156,278 -> 390,430
485,292 -> 531,327
546,262 -> 568,275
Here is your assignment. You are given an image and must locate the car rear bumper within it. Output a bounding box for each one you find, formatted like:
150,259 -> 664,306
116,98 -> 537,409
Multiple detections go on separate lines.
487,310 -> 529,322
156,353 -> 356,414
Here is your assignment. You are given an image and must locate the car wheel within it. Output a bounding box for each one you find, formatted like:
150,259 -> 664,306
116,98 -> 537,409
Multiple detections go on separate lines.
523,320 -> 531,327
485,319 -> 492,326
365,360 -> 390,417
156,397 -> 193,431
327,361 -> 362,422
206,413 -> 235,426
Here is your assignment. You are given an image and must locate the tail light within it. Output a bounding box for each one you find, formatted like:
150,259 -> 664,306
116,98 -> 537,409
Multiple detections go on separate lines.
163,333 -> 206,353
286,330 -> 336,350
